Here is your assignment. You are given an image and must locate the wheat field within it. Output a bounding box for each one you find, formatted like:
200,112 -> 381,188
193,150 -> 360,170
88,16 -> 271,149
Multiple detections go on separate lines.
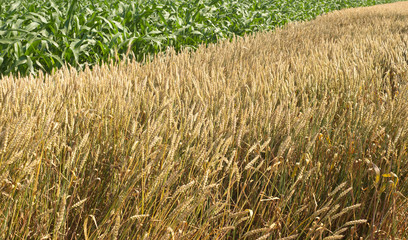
1,1 -> 408,239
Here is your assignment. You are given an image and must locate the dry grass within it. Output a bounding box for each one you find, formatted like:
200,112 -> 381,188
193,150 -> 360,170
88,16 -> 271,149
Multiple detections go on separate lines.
1,1 -> 408,239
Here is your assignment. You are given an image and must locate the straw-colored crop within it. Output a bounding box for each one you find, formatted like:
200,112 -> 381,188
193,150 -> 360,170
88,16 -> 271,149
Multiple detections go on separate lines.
1,1 -> 408,239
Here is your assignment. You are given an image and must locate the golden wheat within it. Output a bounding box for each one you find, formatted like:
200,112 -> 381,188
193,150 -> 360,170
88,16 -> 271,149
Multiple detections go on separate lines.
1,1 -> 408,239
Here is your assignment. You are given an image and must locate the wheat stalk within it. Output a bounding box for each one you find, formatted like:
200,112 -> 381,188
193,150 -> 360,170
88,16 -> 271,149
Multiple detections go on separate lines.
322,235 -> 344,240
53,193 -> 66,240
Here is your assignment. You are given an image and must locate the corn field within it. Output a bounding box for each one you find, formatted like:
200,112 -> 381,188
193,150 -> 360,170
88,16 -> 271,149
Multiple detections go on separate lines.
0,0 -> 403,77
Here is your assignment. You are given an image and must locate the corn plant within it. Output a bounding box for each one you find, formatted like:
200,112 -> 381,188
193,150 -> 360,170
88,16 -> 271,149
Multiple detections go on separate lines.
0,0 -> 404,77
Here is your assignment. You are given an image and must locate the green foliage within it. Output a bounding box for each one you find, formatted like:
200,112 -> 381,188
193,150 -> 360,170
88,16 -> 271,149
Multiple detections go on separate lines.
0,0 -> 402,77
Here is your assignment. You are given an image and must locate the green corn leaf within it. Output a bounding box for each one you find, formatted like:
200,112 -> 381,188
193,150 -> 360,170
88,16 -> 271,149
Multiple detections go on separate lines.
25,22 -> 40,32
8,1 -> 21,12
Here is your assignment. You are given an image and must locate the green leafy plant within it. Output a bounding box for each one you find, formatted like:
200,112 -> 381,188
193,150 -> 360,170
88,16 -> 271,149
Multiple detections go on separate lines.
0,0 -> 403,77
